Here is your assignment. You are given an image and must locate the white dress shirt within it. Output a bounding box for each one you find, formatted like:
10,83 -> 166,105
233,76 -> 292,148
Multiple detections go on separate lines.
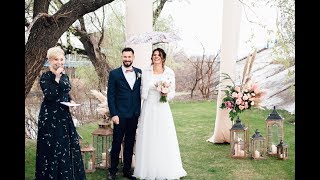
122,65 -> 136,89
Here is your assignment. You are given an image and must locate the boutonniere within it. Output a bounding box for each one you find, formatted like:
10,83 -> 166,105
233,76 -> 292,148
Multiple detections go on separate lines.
136,72 -> 142,80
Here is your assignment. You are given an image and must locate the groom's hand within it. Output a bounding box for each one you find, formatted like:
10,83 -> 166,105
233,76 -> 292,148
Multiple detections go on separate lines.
112,116 -> 119,124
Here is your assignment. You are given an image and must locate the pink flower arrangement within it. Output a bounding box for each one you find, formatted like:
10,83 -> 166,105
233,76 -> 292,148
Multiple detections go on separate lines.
155,79 -> 171,103
220,75 -> 265,121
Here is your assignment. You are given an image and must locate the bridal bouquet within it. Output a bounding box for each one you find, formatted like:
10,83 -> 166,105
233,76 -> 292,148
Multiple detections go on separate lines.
155,78 -> 171,103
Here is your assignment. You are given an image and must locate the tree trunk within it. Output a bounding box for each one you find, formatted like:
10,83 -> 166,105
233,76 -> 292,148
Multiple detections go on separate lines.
77,31 -> 111,91
33,0 -> 50,18
25,0 -> 115,98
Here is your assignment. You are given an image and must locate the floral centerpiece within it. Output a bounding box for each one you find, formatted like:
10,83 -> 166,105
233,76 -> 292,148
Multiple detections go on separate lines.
220,73 -> 265,120
219,49 -> 266,120
155,78 -> 171,103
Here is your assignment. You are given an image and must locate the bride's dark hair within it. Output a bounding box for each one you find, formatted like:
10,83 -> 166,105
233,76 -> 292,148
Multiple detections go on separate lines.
151,48 -> 166,68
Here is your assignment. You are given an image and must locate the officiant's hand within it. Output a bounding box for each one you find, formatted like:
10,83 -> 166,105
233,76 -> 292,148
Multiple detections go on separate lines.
70,100 -> 77,111
112,116 -> 119,125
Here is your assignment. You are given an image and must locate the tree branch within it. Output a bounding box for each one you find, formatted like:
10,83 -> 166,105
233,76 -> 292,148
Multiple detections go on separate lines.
153,0 -> 168,25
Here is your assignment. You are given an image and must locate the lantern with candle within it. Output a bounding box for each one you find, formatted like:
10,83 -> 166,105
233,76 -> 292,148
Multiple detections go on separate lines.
250,129 -> 266,160
230,116 -> 249,158
81,143 -> 96,173
276,140 -> 288,160
92,115 -> 113,169
265,106 -> 284,156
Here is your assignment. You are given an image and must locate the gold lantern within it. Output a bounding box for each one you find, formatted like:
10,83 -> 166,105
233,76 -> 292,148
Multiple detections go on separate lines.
92,117 -> 113,169
250,129 -> 266,160
265,106 -> 284,156
81,143 -> 96,173
230,116 -> 249,158
276,140 -> 288,160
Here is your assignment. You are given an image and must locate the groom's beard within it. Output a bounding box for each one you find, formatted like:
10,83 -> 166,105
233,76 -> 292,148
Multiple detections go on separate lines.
123,61 -> 133,67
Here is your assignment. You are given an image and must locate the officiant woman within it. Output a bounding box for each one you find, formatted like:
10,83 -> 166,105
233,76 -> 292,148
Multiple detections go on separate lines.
34,46 -> 86,180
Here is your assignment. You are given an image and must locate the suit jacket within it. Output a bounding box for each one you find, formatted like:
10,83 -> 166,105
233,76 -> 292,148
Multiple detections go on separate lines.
107,66 -> 142,119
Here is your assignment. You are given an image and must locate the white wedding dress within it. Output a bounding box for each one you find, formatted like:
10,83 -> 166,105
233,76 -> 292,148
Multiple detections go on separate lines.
134,72 -> 187,180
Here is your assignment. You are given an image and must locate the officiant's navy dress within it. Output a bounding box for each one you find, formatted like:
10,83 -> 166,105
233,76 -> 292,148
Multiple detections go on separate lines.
35,71 -> 86,180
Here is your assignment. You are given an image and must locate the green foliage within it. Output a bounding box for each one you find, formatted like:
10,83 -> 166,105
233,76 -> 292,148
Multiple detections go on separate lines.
244,0 -> 295,67
99,1 -> 179,70
242,0 -> 295,109
75,66 -> 99,89
154,14 -> 175,32
102,3 -> 126,68
25,101 -> 295,179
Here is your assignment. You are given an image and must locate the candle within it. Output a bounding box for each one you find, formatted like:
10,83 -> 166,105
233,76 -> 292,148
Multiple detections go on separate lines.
239,150 -> 245,156
234,144 -> 239,156
88,160 -> 93,170
254,150 -> 260,158
102,159 -> 107,166
271,144 -> 277,154
102,152 -> 107,160
279,154 -> 283,158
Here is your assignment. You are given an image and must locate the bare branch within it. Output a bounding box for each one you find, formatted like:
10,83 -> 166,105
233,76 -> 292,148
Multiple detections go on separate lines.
153,0 -> 168,25
238,0 -> 264,26
108,4 -> 125,30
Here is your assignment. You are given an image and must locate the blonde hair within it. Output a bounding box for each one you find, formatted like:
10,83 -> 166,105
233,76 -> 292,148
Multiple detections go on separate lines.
47,46 -> 65,59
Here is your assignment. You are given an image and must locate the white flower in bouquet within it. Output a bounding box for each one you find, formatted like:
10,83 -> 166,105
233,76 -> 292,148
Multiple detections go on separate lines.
155,78 -> 171,103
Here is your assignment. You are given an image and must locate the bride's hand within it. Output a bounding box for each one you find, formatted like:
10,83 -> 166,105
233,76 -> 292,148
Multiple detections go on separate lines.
161,92 -> 167,96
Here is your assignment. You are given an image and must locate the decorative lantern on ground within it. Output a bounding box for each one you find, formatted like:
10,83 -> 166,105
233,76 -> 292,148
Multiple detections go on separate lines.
265,106 -> 284,156
92,116 -> 113,169
81,143 -> 96,173
250,129 -> 266,160
230,116 -> 249,158
276,140 -> 288,160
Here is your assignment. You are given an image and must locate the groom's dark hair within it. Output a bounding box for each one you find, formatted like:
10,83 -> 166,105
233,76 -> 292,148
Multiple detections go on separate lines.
122,47 -> 134,54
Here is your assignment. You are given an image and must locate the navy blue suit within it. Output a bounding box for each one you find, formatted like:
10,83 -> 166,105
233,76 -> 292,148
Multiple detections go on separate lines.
107,66 -> 142,175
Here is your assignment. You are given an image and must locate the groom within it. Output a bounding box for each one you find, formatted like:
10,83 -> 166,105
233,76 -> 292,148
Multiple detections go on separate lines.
107,47 -> 141,180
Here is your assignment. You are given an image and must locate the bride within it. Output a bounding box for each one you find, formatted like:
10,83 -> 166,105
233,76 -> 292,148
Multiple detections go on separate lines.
133,48 -> 187,180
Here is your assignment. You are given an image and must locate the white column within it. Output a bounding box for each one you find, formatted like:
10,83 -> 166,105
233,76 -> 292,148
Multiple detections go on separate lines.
126,0 -> 153,69
207,0 -> 242,143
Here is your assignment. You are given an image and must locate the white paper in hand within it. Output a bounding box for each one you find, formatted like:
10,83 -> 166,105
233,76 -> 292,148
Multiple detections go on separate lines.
60,102 -> 81,107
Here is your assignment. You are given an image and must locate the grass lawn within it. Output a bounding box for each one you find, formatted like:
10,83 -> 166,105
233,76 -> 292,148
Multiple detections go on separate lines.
25,100 -> 295,180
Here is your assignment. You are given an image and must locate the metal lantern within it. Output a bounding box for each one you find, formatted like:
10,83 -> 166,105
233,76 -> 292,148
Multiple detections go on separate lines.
81,143 -> 96,173
230,116 -> 249,158
92,117 -> 113,169
276,140 -> 288,160
265,106 -> 284,156
250,129 -> 266,160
